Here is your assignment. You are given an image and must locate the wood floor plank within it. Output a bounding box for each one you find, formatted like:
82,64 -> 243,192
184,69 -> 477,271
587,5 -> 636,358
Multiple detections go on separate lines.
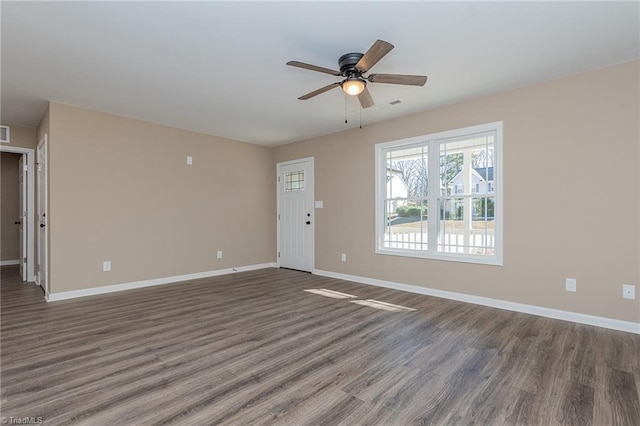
502,389 -> 536,426
559,381 -> 594,426
1,265 -> 639,425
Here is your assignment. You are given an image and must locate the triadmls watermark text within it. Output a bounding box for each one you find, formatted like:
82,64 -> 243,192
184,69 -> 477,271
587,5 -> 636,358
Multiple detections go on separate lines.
1,417 -> 44,425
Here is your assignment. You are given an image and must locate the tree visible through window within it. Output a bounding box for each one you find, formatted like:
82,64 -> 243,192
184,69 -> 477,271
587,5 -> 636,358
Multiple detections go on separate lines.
376,122 -> 502,265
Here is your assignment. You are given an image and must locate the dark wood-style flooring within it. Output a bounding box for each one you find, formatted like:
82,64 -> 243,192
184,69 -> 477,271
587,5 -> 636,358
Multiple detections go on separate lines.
1,265 -> 639,425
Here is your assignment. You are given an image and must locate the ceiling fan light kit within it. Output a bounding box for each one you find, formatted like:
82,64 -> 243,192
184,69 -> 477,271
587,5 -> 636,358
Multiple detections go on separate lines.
287,39 -> 428,109
342,77 -> 366,96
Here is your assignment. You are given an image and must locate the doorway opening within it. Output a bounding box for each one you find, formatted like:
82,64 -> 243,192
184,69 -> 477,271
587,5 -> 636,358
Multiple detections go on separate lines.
0,144 -> 35,283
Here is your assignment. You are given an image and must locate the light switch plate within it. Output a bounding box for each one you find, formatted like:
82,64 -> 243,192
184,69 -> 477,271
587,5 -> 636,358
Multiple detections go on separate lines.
315,201 -> 323,208
187,156 -> 193,165
103,261 -> 111,272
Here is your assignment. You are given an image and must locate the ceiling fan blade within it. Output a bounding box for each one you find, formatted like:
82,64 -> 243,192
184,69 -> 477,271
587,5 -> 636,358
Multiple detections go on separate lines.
298,82 -> 341,100
355,40 -> 394,73
287,61 -> 341,76
357,87 -> 374,109
367,74 -> 428,86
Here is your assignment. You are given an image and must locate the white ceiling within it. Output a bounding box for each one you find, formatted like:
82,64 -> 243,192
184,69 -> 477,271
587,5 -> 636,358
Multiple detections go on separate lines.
2,1 -> 638,147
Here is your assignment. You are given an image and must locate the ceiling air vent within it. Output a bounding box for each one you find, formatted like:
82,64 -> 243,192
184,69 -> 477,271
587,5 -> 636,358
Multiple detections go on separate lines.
0,126 -> 9,143
389,100 -> 402,105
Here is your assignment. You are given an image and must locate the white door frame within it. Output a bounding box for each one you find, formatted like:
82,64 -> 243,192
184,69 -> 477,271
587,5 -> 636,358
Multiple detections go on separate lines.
276,157 -> 315,271
19,154 -> 27,279
0,144 -> 35,282
37,135 -> 49,296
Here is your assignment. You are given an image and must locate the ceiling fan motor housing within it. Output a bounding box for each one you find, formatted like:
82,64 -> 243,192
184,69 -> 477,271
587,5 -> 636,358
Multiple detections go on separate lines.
339,52 -> 364,76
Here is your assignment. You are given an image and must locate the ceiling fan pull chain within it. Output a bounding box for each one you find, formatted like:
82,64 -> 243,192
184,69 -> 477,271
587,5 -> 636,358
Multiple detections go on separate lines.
345,95 -> 348,124
359,108 -> 362,129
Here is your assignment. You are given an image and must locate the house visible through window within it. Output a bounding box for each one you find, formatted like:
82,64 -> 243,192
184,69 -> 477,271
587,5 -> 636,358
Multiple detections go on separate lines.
375,121 -> 502,265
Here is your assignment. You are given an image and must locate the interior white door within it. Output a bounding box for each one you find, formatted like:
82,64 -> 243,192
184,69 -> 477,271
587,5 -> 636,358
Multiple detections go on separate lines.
278,158 -> 314,272
37,139 -> 48,293
18,154 -> 27,280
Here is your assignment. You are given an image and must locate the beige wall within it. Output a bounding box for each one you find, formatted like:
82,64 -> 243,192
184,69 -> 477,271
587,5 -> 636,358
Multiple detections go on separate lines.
2,124 -> 38,150
38,61 -> 639,324
1,153 -> 21,261
274,60 -> 640,323
48,102 -> 275,292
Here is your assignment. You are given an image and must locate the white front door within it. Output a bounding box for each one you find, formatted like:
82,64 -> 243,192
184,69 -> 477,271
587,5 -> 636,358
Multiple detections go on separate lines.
37,137 -> 48,294
18,154 -> 27,280
277,158 -> 314,272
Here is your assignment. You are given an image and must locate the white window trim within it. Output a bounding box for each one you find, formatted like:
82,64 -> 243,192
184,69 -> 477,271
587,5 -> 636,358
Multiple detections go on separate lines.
0,125 -> 10,143
375,121 -> 503,266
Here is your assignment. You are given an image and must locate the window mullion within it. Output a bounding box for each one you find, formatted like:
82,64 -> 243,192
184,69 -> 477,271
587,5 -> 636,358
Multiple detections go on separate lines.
428,139 -> 439,252
379,149 -> 388,250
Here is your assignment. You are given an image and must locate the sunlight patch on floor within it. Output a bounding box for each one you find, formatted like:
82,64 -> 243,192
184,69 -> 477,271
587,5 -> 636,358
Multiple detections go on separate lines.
304,289 -> 358,299
350,299 -> 416,312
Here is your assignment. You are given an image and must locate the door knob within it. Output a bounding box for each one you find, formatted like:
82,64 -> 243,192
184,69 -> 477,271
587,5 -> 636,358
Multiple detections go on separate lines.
14,221 -> 21,225
306,221 -> 311,225
40,224 -> 46,228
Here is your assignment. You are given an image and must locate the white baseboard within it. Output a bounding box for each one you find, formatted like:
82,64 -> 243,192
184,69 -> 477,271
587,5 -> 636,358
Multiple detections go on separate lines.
46,262 -> 278,302
0,259 -> 20,266
313,269 -> 640,335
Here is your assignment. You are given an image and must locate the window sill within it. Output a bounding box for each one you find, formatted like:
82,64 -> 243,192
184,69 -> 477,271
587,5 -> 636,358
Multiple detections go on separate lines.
375,247 -> 503,266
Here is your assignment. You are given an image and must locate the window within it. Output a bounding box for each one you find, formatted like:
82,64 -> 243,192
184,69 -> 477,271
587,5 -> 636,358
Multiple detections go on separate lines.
284,170 -> 304,192
376,121 -> 502,265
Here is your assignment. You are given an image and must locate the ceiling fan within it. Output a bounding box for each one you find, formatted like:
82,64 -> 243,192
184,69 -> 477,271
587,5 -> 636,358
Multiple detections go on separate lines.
287,39 -> 428,109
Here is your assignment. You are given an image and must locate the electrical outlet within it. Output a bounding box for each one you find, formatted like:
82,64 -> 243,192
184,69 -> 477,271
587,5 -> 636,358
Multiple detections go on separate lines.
217,250 -> 223,259
103,261 -> 111,272
565,278 -> 576,292
622,284 -> 635,300
341,253 -> 347,262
